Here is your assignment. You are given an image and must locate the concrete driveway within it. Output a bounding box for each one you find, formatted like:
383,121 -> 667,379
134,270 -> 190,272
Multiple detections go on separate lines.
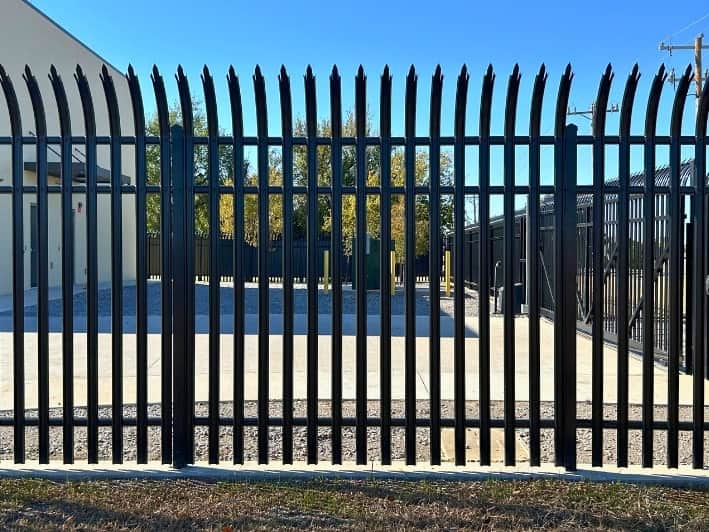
0,312 -> 705,410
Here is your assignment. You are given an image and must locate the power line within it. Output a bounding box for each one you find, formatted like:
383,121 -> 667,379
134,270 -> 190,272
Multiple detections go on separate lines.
664,11 -> 709,41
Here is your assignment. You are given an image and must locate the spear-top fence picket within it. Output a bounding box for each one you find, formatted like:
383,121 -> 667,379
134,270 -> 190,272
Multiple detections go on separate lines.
0,60 -> 707,472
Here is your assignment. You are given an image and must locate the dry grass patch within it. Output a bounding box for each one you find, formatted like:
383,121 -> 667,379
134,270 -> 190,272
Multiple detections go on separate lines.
0,478 -> 707,530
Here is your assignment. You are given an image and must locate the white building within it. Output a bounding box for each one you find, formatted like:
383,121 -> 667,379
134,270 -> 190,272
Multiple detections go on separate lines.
0,0 -> 137,295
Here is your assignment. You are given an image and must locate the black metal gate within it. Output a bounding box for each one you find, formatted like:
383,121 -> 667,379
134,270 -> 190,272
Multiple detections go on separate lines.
0,61 -> 707,472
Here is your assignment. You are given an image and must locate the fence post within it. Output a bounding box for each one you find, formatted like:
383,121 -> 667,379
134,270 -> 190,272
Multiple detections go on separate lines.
171,124 -> 189,468
561,123 -> 578,471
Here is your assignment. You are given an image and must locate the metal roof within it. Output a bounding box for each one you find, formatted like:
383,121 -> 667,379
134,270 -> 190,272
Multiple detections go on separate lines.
541,159 -> 699,211
463,159 -> 702,229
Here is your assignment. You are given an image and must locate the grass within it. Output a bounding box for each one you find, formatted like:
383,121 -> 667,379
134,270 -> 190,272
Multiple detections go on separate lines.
0,478 -> 707,530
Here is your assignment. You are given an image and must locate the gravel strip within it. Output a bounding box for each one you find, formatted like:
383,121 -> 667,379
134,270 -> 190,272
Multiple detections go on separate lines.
1,400 -> 707,468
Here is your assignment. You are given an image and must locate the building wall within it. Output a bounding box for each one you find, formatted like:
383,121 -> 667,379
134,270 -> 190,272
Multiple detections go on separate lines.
0,0 -> 137,295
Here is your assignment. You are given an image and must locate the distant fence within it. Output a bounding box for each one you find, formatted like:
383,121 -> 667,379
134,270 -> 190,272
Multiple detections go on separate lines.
147,232 -> 434,284
453,172 -> 693,366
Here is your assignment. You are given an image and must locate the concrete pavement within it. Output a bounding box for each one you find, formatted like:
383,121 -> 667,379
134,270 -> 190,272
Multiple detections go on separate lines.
1,314 -> 705,410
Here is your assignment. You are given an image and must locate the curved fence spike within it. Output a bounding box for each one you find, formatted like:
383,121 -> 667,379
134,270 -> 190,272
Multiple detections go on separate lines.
478,63 -> 493,466
405,65 -> 417,138
150,66 -> 170,138
277,63 -> 295,464
253,66 -> 267,140
592,64 -> 614,138
201,66 -> 218,139
0,65 -> 25,464
100,65 -> 121,139
527,62 -> 547,467
23,65 -> 50,465
480,64 -> 494,138
670,65 -> 692,138
24,66 -> 47,136
429,65 -> 443,139
453,65 -> 469,140
303,63 -> 319,465
252,64 -> 270,465
176,66 -> 193,134
554,64 -> 573,139
355,65 -> 366,138
202,64 -> 221,465
354,63 -> 367,465
377,63 -> 392,465
330,64 -> 342,136
453,64 -> 470,467
127,63 -> 149,465
379,65 -> 391,139
0,66 -> 22,137
589,62 -> 613,468
175,63 -> 196,463
49,64 -> 75,465
619,64 -> 640,139
127,65 -> 146,135
640,63 -> 666,468
645,65 -> 666,139
615,63 -> 641,468
226,64 -> 245,465
691,67 -> 709,469
75,65 -> 96,136
552,62 -> 573,467
279,65 -> 292,137
667,63 -> 692,469
304,65 -> 317,138
502,63 -> 521,466
503,64 -> 521,140
403,63 -> 418,466
227,66 -> 244,139
427,63 -> 443,466
149,63 -> 173,465
329,63 -> 344,465
100,64 -> 125,465
50,66 -> 72,137
74,64 -> 99,464
529,64 -> 547,138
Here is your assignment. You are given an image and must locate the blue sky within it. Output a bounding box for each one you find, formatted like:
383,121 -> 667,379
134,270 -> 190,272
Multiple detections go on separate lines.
27,0 -> 709,191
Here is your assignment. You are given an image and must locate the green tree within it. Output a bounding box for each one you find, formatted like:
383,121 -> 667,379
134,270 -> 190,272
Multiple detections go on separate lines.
146,105 -> 454,256
145,101 -> 234,236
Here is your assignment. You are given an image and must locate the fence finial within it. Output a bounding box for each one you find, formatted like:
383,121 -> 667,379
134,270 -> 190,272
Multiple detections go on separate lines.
480,64 -> 494,138
592,64 -> 613,137
644,64 -> 666,140
670,64 -> 693,138
619,64 -> 641,138
554,64 -> 574,138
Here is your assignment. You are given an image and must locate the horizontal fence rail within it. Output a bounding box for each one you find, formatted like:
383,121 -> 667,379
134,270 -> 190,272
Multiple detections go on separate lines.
0,61 -> 707,472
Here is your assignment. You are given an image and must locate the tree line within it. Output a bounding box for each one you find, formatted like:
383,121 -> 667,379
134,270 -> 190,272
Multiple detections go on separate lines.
145,102 -> 455,258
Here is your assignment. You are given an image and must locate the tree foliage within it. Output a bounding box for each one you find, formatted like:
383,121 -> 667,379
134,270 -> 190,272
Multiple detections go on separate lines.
145,105 -> 454,258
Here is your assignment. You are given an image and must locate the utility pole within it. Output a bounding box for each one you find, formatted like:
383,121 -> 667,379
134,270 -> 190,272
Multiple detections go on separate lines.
659,33 -> 709,111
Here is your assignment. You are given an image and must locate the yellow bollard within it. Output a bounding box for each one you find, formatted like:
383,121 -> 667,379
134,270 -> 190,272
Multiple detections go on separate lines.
323,250 -> 329,294
445,249 -> 451,296
391,250 -> 396,295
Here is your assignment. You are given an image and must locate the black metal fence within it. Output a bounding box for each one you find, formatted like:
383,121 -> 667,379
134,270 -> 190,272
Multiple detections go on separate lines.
456,169 -> 694,365
0,61 -> 707,472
